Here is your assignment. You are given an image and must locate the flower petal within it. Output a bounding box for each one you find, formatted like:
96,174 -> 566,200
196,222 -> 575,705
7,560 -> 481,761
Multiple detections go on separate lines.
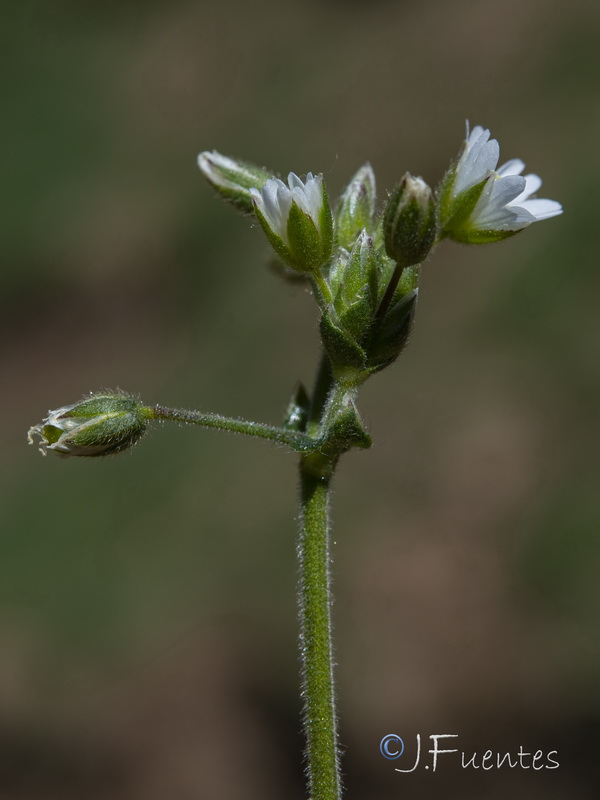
510,173 -> 542,204
516,198 -> 563,220
454,128 -> 500,196
497,158 -> 525,177
471,175 -> 527,228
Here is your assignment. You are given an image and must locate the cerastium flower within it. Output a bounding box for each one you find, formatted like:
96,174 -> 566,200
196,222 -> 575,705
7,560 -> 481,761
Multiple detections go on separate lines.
251,172 -> 334,276
29,122 -> 562,800
439,123 -> 562,243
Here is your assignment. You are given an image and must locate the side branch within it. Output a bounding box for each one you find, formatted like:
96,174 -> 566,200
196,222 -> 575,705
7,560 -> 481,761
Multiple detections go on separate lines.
147,405 -> 319,452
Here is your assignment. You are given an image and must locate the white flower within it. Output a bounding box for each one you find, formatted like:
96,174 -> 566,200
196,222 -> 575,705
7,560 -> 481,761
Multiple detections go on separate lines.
250,172 -> 324,246
250,172 -> 333,272
469,154 -> 562,230
443,124 -> 562,242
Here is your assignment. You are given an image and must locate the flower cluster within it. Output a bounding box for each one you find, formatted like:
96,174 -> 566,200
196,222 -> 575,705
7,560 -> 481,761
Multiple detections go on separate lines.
195,123 -> 562,380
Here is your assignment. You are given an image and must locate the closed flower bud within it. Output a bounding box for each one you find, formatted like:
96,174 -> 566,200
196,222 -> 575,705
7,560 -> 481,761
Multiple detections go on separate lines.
250,172 -> 334,273
197,150 -> 274,213
335,163 -> 377,249
332,230 -> 378,341
383,174 -> 436,268
28,392 -> 150,458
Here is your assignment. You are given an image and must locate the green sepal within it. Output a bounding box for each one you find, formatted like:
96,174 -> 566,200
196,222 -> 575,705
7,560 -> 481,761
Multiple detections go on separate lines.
62,394 -> 143,419
339,298 -> 373,343
332,234 -> 378,340
392,264 -> 420,305
320,307 -> 367,371
198,151 -> 273,214
318,178 -> 334,264
374,245 -> 397,304
366,289 -> 418,372
452,227 -> 520,244
335,163 -> 377,249
440,177 -> 488,242
283,382 -> 310,431
253,202 -> 294,267
337,229 -> 378,310
287,201 -> 322,272
68,410 -> 148,453
327,248 -> 350,299
436,163 -> 457,229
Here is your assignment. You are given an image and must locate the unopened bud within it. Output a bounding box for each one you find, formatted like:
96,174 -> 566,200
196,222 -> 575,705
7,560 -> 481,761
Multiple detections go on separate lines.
197,150 -> 273,213
336,163 -> 377,249
28,392 -> 150,458
383,174 -> 436,268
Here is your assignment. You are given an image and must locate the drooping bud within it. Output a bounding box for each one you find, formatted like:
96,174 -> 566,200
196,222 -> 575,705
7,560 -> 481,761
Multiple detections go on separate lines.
28,392 -> 150,458
250,172 -> 333,273
383,174 -> 436,268
335,163 -> 377,249
197,151 -> 274,213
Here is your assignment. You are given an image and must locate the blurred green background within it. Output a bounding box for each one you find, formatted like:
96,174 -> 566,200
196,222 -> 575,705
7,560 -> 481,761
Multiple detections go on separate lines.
2,1 -> 600,797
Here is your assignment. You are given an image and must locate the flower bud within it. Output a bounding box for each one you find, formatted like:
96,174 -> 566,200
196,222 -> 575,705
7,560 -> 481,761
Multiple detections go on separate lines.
28,392 -> 150,458
383,174 -> 436,268
251,172 -> 333,273
332,230 -> 378,341
335,163 -> 377,249
197,150 -> 274,213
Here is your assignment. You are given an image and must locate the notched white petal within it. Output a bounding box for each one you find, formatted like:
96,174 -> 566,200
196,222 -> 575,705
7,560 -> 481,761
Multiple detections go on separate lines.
487,175 -> 527,206
497,158 -> 526,177
517,198 -> 563,220
452,122 -> 563,234
511,173 -> 542,204
454,126 -> 500,196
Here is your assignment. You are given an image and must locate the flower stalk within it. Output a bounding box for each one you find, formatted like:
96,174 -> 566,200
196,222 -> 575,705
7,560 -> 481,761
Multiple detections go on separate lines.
148,405 -> 319,452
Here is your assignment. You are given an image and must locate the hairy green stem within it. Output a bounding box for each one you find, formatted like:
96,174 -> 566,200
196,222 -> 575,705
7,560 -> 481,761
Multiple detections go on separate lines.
148,405 -> 317,452
307,355 -> 334,436
298,459 -> 340,800
152,379 -> 359,800
312,271 -> 334,306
